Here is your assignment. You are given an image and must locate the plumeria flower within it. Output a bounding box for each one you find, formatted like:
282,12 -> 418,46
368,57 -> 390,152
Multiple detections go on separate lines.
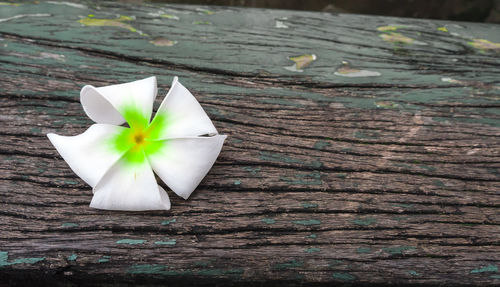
47,76 -> 226,211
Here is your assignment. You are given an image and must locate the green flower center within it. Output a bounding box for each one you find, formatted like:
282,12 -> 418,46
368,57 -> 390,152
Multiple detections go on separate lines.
108,103 -> 170,166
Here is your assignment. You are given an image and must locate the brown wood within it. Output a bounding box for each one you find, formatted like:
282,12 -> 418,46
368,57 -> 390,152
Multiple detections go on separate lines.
0,1 -> 499,285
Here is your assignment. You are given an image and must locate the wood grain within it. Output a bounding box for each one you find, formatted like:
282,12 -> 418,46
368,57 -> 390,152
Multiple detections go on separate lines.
0,1 -> 499,285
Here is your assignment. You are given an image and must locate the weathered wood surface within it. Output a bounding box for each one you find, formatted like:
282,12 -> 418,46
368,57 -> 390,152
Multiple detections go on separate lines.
1,0 -> 500,285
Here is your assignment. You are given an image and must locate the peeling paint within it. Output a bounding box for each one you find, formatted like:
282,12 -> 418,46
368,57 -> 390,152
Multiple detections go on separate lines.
116,239 -> 145,245
275,20 -> 288,29
193,21 -> 212,25
307,234 -> 317,239
293,219 -> 321,226
332,272 -> 356,281
353,217 -> 376,226
98,255 -> 111,263
155,239 -> 177,245
305,247 -> 320,253
0,2 -> 21,6
383,246 -> 416,255
78,15 -> 144,35
161,218 -> 176,225
471,264 -> 498,274
380,32 -> 426,45
335,65 -> 381,77
375,101 -> 399,109
61,222 -> 79,227
261,218 -> 276,224
149,37 -> 177,47
437,26 -> 448,32
313,140 -> 330,150
129,264 -> 169,274
409,270 -> 420,276
377,25 -> 400,31
284,54 -> 316,72
301,202 -> 318,209
160,14 -> 180,20
196,8 -> 215,15
242,166 -> 260,174
468,39 -> 500,52
280,171 -> 322,185
47,1 -> 86,9
273,260 -> 303,270
0,251 -> 45,267
356,247 -> 372,254
233,180 -> 241,185
0,13 -> 50,23
67,254 -> 77,261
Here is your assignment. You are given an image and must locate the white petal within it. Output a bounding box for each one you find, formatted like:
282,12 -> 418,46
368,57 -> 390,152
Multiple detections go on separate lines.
147,135 -> 226,200
47,124 -> 128,188
90,152 -> 171,211
152,77 -> 217,139
80,76 -> 157,126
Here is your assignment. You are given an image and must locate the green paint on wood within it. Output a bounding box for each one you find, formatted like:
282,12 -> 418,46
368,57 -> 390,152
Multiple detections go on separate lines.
329,260 -> 343,266
301,202 -> 318,209
356,247 -> 372,254
305,248 -> 320,253
470,264 -> 498,274
437,26 -> 448,32
354,130 -> 379,139
293,219 -> 321,226
313,140 -> 330,150
197,268 -> 244,276
242,166 -> 260,174
409,270 -> 420,276
0,251 -> 44,267
433,180 -> 446,187
383,246 -> 416,255
233,180 -> 241,185
353,217 -> 376,226
332,272 -> 356,281
259,151 -> 303,164
280,171 -> 322,185
61,222 -> 79,227
261,218 -> 276,224
307,234 -> 317,239
273,260 -> 303,270
491,275 -> 500,279
116,239 -> 146,245
67,254 -> 77,261
154,239 -> 176,245
161,218 -> 176,225
129,264 -> 169,274
98,256 -> 111,263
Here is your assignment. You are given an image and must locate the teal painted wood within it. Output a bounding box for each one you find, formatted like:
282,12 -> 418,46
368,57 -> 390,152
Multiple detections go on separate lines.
0,1 -> 499,286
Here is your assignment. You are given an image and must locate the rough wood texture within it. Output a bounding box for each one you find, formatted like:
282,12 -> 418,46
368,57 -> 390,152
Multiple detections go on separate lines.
1,1 -> 499,285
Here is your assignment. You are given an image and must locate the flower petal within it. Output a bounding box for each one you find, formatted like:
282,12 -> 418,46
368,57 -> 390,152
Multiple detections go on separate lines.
90,151 -> 171,211
47,124 -> 129,188
147,135 -> 226,200
149,77 -> 217,139
80,76 -> 157,126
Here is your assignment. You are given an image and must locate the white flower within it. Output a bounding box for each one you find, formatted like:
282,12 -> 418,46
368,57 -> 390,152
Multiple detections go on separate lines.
47,76 -> 226,211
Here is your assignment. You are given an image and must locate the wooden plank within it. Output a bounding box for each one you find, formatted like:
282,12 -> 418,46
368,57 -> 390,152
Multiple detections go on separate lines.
0,0 -> 499,285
